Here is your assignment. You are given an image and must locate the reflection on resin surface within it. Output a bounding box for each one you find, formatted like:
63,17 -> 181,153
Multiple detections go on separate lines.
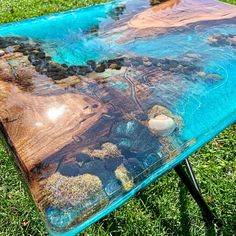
0,0 -> 236,235
47,106 -> 66,122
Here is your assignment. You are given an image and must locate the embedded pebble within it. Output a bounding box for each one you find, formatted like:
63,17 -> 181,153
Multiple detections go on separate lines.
58,163 -> 81,177
5,45 -> 20,53
143,60 -> 152,67
43,172 -> 105,207
197,71 -> 207,78
109,63 -> 121,70
150,0 -> 166,6
228,36 -> 236,45
95,64 -> 106,73
0,49 -> 5,56
104,158 -> 122,171
82,142 -> 122,159
148,114 -> 176,137
115,164 -> 134,191
87,60 -> 96,70
76,153 -> 91,163
136,113 -> 148,121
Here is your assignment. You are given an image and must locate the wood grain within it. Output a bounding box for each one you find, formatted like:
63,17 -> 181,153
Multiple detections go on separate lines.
0,53 -> 109,172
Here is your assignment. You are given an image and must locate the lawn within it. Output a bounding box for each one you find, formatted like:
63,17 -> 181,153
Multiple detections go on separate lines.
0,0 -> 236,235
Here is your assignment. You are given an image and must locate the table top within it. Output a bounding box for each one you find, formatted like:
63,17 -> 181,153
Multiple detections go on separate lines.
0,0 -> 235,235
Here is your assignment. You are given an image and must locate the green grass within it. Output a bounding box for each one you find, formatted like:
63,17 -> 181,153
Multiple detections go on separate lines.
0,0 -> 236,235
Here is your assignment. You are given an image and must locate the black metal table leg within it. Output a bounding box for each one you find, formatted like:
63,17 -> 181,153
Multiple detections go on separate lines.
184,158 -> 201,193
174,161 -> 216,226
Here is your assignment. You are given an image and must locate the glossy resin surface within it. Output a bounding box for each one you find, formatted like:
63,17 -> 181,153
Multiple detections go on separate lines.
0,0 -> 236,235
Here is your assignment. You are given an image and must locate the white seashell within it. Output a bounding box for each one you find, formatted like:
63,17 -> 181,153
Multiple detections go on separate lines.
0,49 -> 5,56
148,114 -> 176,137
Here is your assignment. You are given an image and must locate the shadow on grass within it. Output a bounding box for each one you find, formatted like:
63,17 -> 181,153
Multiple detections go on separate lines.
178,180 -> 191,236
178,169 -> 217,236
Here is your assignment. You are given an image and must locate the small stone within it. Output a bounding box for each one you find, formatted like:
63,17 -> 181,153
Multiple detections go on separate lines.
95,64 -> 105,73
183,53 -> 201,62
101,61 -> 109,69
161,63 -> 171,71
32,60 -> 41,67
169,60 -> 179,68
0,49 -> 5,56
148,105 -> 174,119
130,58 -> 141,67
107,58 -> 124,66
45,56 -> 52,61
109,63 -> 121,70
136,113 -> 148,121
5,45 -> 20,53
115,164 -> 134,191
67,66 -> 77,76
82,142 -> 122,159
104,158 -> 122,172
33,51 -> 46,59
58,163 -> 81,177
92,104 -> 99,108
150,0 -> 166,6
197,71 -> 206,78
76,153 -> 91,163
228,36 -> 236,45
43,172 -> 105,207
148,114 -> 176,137
118,138 -> 132,150
28,54 -> 36,62
76,65 -> 92,75
143,60 -> 152,67
87,60 -> 96,70
208,36 -> 218,44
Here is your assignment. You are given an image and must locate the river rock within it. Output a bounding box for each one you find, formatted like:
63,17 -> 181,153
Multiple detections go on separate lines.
76,153 -> 91,163
228,35 -> 236,46
5,45 -> 20,53
58,163 -> 81,177
115,164 -> 134,191
0,49 -> 5,56
95,64 -> 106,73
143,60 -> 152,67
82,142 -> 122,160
150,0 -> 166,6
43,172 -> 106,208
87,60 -> 96,70
148,105 -> 174,119
148,114 -> 176,137
109,63 -> 121,70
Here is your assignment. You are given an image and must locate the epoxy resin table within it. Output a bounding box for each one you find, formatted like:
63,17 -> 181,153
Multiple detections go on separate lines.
0,0 -> 235,235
